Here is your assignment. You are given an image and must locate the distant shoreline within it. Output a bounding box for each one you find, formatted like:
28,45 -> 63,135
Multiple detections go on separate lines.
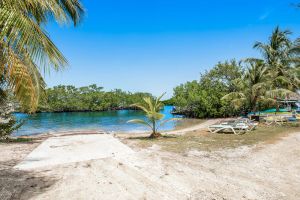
15,107 -> 142,114
15,105 -> 177,114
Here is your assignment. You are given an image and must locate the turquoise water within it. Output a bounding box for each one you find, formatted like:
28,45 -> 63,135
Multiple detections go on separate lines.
14,106 -> 181,136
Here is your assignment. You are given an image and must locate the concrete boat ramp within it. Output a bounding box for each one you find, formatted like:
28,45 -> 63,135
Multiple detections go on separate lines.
15,133 -> 135,170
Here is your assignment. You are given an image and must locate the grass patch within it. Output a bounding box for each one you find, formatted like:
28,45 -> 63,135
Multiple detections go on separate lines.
129,124 -> 300,153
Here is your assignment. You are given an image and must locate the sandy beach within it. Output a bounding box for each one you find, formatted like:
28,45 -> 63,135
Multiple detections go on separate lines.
1,121 -> 300,200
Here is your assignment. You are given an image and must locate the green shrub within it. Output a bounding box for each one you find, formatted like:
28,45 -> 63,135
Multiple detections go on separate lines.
0,99 -> 24,139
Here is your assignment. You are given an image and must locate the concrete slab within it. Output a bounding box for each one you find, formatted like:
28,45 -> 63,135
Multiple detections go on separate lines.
15,134 -> 135,170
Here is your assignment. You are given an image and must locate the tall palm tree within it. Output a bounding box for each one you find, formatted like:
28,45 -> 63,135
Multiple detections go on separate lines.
127,93 -> 176,138
288,38 -> 300,90
244,59 -> 271,111
222,59 -> 272,112
254,26 -> 299,91
0,0 -> 84,112
224,28 -> 300,112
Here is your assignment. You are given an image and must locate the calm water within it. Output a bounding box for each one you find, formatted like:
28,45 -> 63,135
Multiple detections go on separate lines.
14,106 -> 181,136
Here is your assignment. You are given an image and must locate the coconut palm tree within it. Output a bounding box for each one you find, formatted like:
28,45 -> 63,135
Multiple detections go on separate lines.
287,38 -> 300,89
127,93 -> 176,138
254,26 -> 300,91
0,0 -> 84,112
222,59 -> 273,112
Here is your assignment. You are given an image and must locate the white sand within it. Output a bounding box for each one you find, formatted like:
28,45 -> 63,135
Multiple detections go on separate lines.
165,119 -> 220,135
13,132 -> 299,200
10,122 -> 300,200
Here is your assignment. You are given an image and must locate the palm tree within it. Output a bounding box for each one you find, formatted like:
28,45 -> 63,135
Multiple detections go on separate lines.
0,0 -> 84,112
222,59 -> 273,112
224,27 -> 300,113
254,26 -> 299,91
127,93 -> 176,138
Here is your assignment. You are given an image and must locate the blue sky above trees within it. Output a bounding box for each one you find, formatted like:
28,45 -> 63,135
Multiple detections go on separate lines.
45,0 -> 300,98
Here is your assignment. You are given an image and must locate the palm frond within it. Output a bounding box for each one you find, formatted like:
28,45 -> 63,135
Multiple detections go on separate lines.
0,6 -> 68,70
1,0 -> 84,25
155,92 -> 166,107
127,119 -> 152,129
143,97 -> 154,112
0,0 -> 84,112
221,92 -> 246,101
265,88 -> 296,99
131,103 -> 149,114
231,98 -> 247,110
1,45 -> 46,112
147,112 -> 164,121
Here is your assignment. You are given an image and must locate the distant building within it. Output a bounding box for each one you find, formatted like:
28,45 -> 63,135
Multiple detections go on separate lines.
276,92 -> 300,112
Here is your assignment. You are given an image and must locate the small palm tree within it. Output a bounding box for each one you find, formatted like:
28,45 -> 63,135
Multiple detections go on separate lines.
127,93 -> 176,138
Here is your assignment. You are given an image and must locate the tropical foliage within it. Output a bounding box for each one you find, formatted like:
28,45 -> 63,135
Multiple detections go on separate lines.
222,58 -> 275,112
172,27 -> 300,118
254,27 -> 299,91
127,93 -> 176,138
37,84 -> 154,112
0,94 -> 23,139
172,60 -> 243,117
0,0 -> 84,113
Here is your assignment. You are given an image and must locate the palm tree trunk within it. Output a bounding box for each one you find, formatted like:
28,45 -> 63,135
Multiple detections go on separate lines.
149,132 -> 162,138
276,104 -> 280,112
149,120 -> 161,138
251,96 -> 258,112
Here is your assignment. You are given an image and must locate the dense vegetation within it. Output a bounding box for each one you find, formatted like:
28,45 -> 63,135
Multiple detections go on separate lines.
171,60 -> 243,118
171,27 -> 300,118
37,84 -> 153,112
0,94 -> 23,139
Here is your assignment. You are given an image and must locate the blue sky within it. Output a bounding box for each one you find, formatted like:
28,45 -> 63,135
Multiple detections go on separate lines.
45,0 -> 300,98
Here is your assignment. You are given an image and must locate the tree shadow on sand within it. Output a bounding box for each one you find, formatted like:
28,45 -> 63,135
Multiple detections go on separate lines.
0,160 -> 57,200
127,135 -> 178,140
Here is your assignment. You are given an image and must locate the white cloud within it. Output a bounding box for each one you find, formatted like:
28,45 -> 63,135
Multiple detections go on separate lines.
259,11 -> 271,21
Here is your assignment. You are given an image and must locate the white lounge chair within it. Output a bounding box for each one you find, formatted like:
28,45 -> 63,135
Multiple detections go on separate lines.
236,118 -> 258,130
213,118 -> 258,131
208,122 -> 249,135
264,115 -> 287,126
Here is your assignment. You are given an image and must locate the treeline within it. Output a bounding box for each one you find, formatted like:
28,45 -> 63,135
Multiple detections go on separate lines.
171,60 -> 245,118
37,84 -> 153,112
171,27 -> 300,118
